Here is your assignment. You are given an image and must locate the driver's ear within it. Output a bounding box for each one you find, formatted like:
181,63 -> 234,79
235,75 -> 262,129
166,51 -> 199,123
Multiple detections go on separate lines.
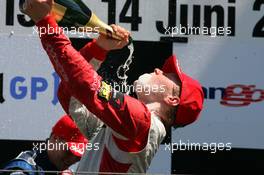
164,95 -> 180,106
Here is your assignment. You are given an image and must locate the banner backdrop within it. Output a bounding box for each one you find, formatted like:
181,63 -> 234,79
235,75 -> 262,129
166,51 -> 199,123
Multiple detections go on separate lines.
0,0 -> 263,173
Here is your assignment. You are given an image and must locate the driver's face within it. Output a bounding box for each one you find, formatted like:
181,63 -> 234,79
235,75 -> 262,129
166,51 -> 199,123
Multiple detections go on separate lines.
134,68 -> 180,104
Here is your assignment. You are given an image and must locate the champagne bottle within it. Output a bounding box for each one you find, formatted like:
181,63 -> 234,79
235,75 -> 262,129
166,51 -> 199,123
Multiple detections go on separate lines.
19,0 -> 121,40
19,0 -> 134,92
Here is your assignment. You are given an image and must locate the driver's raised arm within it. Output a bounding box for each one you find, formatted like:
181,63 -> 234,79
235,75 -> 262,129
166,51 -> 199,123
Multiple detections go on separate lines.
36,15 -> 150,141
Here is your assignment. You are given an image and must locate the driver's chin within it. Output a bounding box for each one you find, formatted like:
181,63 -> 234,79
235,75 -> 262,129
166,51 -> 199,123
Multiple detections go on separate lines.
137,73 -> 152,86
134,75 -> 153,102
135,88 -> 153,103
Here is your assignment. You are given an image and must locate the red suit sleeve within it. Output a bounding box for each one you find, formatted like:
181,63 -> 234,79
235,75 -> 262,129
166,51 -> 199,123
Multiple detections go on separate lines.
36,15 -> 151,142
58,38 -> 108,114
57,81 -> 71,114
79,39 -> 108,62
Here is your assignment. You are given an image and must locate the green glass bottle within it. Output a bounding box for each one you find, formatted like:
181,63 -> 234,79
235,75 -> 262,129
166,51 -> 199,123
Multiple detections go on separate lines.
19,0 -> 121,40
19,0 -> 134,91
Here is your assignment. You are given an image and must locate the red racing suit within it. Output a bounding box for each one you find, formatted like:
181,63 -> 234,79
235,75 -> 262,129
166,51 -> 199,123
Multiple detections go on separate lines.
36,15 -> 166,173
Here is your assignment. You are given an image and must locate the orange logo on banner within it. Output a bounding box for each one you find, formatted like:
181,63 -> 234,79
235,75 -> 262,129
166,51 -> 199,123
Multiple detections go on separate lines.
220,84 -> 264,107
